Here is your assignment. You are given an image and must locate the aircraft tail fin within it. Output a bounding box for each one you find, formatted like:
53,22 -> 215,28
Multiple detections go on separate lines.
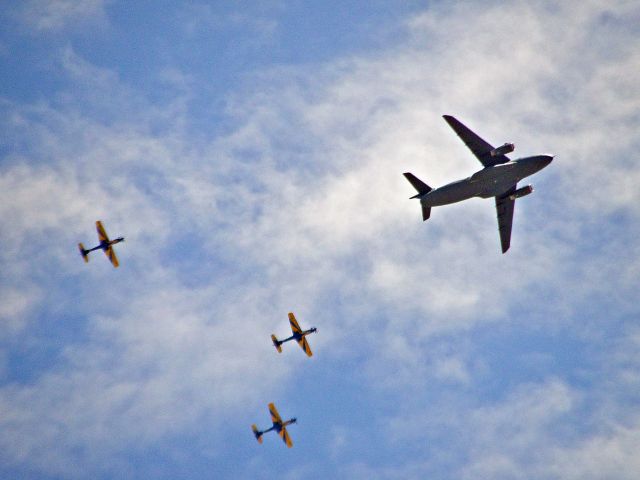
403,173 -> 432,198
251,424 -> 263,444
78,243 -> 89,263
271,335 -> 282,353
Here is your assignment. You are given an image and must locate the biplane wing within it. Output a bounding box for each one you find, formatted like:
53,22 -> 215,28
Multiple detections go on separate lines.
279,425 -> 293,448
105,246 -> 120,268
96,220 -> 110,243
288,312 -> 303,335
268,402 -> 283,425
297,336 -> 313,357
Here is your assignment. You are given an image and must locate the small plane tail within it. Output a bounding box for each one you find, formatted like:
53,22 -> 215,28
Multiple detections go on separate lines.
402,173 -> 432,221
251,424 -> 263,444
403,172 -> 432,198
78,243 -> 89,263
271,334 -> 282,353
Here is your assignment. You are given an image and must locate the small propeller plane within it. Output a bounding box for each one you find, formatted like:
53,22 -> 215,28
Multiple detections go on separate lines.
271,312 -> 317,357
78,221 -> 125,268
252,403 -> 297,448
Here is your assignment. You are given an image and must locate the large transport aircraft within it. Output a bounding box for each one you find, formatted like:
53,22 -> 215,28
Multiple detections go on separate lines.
252,403 -> 297,448
271,313 -> 317,357
404,115 -> 553,253
78,221 -> 125,267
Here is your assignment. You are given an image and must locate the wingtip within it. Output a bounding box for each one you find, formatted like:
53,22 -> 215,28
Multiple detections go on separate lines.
442,114 -> 457,125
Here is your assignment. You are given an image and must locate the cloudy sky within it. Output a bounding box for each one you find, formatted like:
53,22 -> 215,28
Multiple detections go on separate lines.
1,1 -> 639,478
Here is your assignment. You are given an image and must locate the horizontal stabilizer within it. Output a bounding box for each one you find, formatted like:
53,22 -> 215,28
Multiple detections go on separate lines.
251,424 -> 263,444
403,173 -> 432,196
78,243 -> 89,263
271,334 -> 282,353
422,205 -> 431,221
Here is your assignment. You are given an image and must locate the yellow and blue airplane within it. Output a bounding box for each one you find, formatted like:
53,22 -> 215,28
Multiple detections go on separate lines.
271,313 -> 317,357
252,403 -> 297,448
78,221 -> 124,268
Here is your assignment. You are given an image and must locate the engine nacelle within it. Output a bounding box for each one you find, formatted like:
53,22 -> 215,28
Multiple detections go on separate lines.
508,185 -> 533,200
490,142 -> 515,157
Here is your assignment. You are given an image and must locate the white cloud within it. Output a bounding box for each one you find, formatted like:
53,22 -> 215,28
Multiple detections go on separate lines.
18,0 -> 110,32
546,418 -> 640,480
180,3 -> 279,39
0,287 -> 41,337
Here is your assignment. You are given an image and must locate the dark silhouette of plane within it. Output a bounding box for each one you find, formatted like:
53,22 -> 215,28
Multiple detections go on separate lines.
78,221 -> 125,267
404,115 -> 553,253
252,403 -> 297,448
271,313 -> 317,357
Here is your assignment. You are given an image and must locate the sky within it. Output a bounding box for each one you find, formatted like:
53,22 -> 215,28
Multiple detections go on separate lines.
0,0 -> 639,479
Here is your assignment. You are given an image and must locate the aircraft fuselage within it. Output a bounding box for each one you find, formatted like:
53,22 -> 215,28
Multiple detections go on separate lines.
420,155 -> 553,207
260,417 -> 296,435
86,237 -> 124,254
281,328 -> 317,344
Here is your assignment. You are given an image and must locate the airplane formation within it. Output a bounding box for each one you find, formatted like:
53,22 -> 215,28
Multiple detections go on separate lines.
77,115 -> 553,448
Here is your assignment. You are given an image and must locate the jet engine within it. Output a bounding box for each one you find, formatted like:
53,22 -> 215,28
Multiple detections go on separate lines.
490,142 -> 515,157
508,185 -> 533,200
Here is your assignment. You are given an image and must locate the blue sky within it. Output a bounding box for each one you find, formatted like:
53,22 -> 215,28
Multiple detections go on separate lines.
1,1 -> 639,479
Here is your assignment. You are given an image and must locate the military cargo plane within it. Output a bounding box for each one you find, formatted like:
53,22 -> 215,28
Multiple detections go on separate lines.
271,313 -> 317,357
252,403 -> 297,448
78,221 -> 125,267
404,115 -> 553,253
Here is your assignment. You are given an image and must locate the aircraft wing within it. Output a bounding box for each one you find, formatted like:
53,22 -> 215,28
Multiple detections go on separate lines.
495,186 -> 517,253
268,403 -> 283,425
96,220 -> 110,243
443,115 -> 510,167
297,336 -> 313,357
104,246 -> 120,268
279,425 -> 293,448
288,312 -> 303,335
